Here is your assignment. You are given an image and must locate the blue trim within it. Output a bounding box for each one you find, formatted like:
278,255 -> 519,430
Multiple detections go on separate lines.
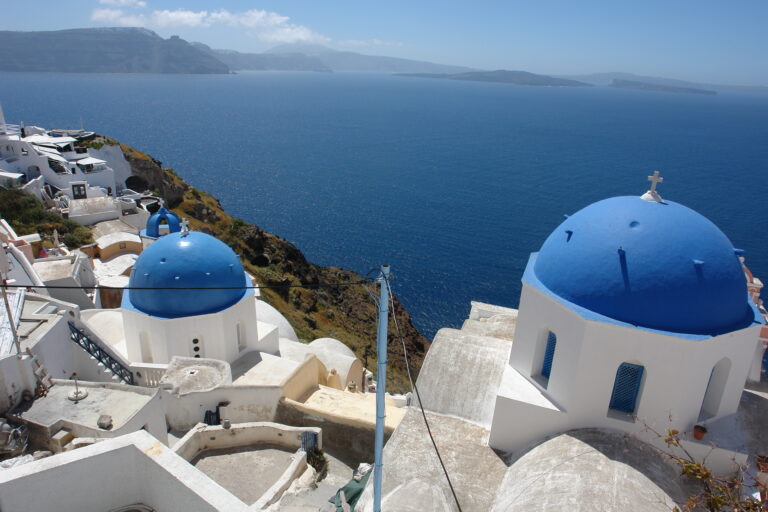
523,253 -> 764,341
609,363 -> 644,414
541,331 -> 556,379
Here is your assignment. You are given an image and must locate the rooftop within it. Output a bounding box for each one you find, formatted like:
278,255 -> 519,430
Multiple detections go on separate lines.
15,381 -> 155,432
192,445 -> 295,504
32,257 -> 74,282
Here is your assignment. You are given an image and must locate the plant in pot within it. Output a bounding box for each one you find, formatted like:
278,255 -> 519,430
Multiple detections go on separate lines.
693,424 -> 708,440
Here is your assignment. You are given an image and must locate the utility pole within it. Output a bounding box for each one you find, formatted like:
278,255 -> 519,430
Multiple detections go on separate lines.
0,245 -> 21,357
373,264 -> 390,512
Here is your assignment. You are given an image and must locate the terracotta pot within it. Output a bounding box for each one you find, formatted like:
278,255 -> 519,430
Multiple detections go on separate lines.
693,425 -> 708,440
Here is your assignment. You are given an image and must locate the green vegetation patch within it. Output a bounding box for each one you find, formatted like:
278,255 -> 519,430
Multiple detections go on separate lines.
0,189 -> 92,248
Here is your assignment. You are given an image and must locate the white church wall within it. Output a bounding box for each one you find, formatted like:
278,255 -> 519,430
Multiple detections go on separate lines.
493,282 -> 761,458
508,284 -> 587,404
122,294 -> 261,365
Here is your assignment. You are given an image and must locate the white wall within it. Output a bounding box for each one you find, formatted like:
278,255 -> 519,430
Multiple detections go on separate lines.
491,283 -> 760,470
163,385 -> 283,432
0,431 -> 247,512
123,294 -> 264,365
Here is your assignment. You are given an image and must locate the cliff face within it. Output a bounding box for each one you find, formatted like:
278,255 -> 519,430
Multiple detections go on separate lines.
120,142 -> 429,392
0,28 -> 229,74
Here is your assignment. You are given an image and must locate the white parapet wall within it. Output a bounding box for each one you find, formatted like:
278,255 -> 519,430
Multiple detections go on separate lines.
173,422 -> 321,510
173,421 -> 322,460
0,430 -> 248,512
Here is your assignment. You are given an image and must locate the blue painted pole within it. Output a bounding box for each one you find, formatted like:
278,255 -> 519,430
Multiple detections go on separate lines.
373,264 -> 390,512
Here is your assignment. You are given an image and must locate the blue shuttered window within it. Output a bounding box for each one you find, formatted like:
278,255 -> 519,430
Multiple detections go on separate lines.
541,331 -> 557,379
609,363 -> 644,414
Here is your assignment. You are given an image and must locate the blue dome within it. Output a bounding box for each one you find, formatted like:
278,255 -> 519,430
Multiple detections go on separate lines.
127,231 -> 248,318
144,208 -> 181,238
533,196 -> 752,335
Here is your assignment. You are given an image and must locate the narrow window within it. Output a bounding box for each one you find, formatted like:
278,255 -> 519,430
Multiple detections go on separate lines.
609,363 -> 644,414
698,358 -> 731,420
139,332 -> 153,363
541,331 -> 557,380
237,322 -> 246,352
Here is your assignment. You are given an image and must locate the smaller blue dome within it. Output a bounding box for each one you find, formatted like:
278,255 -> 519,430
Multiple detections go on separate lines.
127,231 -> 248,318
533,196 -> 753,335
145,208 -> 181,238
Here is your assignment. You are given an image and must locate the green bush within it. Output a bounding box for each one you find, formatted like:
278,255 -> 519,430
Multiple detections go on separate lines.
0,190 -> 93,249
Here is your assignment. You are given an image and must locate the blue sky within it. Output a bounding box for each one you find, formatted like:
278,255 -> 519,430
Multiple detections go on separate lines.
4,1 -> 767,85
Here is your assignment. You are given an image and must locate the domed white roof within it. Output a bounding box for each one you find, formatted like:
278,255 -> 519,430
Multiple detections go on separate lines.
256,300 -> 298,341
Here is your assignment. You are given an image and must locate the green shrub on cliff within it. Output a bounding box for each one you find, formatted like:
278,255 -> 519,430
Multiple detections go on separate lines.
0,189 -> 93,248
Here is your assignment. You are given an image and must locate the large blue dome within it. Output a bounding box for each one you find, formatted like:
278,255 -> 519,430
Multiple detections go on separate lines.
533,196 -> 753,335
127,231 -> 248,318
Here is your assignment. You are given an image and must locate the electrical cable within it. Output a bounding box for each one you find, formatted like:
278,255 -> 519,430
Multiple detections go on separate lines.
383,274 -> 463,512
0,280 -> 371,291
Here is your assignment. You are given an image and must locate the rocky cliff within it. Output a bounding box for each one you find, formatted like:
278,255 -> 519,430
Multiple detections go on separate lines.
119,140 -> 429,392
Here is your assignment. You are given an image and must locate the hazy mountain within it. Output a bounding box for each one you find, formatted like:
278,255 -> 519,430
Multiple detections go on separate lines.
398,70 -> 591,87
0,28 -> 229,74
192,43 -> 330,72
561,72 -> 768,93
265,43 -> 475,73
610,79 -> 716,95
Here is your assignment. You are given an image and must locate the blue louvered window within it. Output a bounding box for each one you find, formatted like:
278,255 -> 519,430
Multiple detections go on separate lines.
609,363 -> 644,414
541,331 -> 557,380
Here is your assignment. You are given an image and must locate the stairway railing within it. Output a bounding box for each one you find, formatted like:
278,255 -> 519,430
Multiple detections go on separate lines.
67,322 -> 134,385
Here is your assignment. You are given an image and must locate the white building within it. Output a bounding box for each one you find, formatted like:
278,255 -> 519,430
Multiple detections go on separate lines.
489,177 -> 763,469
0,105 -> 116,199
120,225 -> 272,364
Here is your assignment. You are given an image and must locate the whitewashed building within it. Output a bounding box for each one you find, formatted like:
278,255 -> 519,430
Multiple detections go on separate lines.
488,174 -> 764,470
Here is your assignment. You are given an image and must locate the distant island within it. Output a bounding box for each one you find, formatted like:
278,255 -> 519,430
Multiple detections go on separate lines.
397,70 -> 591,87
610,79 -> 717,95
0,28 -> 229,74
0,28 -> 474,75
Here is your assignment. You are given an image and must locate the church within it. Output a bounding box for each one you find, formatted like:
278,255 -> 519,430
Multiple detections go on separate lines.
357,173 -> 768,511
488,172 -> 763,466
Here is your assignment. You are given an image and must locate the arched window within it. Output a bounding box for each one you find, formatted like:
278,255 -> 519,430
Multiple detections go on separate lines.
541,331 -> 557,380
699,358 -> 731,420
609,363 -> 644,414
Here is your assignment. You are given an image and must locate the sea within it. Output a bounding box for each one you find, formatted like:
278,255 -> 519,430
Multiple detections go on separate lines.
1,71 -> 766,339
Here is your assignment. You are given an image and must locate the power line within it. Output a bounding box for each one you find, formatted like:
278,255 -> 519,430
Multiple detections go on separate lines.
384,275 -> 463,512
0,280 -> 371,291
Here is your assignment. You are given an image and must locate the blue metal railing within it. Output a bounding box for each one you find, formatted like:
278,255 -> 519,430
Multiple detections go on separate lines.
68,323 -> 134,385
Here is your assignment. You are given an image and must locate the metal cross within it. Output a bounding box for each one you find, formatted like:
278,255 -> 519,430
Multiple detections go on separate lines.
647,170 -> 664,192
180,217 -> 190,236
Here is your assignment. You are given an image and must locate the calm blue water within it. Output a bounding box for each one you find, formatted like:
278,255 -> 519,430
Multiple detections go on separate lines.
1,72 -> 767,338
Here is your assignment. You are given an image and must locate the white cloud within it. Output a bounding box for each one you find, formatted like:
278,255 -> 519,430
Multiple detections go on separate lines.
91,8 -> 145,26
258,25 -> 329,43
340,39 -> 404,48
90,6 -> 326,42
151,9 -> 210,28
98,0 -> 146,7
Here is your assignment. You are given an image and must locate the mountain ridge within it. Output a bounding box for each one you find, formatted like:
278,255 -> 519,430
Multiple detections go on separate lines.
0,28 -> 229,74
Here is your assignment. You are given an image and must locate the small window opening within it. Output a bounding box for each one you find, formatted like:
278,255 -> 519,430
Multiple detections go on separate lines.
609,363 -> 644,415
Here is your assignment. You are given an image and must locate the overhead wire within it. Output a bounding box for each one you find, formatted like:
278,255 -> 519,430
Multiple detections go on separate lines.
0,281 -> 371,291
382,273 -> 463,512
